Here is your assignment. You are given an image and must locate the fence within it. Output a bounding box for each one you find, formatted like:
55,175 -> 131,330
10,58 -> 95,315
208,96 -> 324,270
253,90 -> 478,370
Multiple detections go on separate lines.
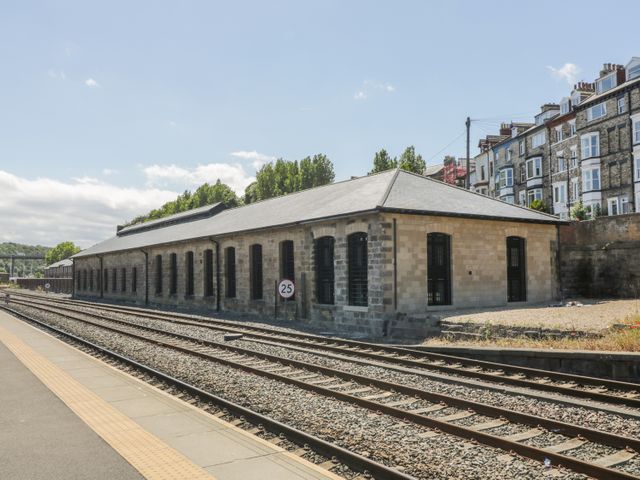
15,277 -> 73,294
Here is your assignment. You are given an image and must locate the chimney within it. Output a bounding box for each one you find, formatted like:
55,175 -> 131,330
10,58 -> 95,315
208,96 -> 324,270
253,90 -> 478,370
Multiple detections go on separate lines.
574,81 -> 595,93
499,123 -> 511,136
540,103 -> 559,113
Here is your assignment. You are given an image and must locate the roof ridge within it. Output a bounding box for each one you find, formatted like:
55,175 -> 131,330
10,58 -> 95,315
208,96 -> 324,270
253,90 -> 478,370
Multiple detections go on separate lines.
376,168 -> 401,207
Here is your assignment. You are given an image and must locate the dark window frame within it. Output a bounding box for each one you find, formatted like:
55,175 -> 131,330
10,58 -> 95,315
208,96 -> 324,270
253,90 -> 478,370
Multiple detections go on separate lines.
250,244 -> 263,300
111,268 -> 117,292
348,232 -> 368,306
121,267 -> 127,292
315,236 -> 335,305
225,247 -> 236,298
279,240 -> 295,300
204,249 -> 214,297
155,255 -> 163,294
185,251 -> 194,297
104,269 -> 109,292
132,267 -> 137,293
89,269 -> 94,291
169,253 -> 178,294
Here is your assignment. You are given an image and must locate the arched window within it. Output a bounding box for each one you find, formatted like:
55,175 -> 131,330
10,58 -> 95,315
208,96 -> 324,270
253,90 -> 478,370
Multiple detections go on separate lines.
250,244 -> 263,300
111,268 -> 117,292
204,249 -> 214,297
315,236 -> 335,305
225,247 -> 236,298
82,270 -> 87,290
348,232 -> 368,306
185,251 -> 194,296
427,233 -> 452,306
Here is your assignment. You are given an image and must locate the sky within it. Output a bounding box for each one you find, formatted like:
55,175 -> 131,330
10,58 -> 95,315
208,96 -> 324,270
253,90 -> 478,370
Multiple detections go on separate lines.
1,0 -> 639,248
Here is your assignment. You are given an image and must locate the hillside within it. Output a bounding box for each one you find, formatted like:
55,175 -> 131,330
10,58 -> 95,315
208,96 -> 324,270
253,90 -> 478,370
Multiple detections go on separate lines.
0,242 -> 50,276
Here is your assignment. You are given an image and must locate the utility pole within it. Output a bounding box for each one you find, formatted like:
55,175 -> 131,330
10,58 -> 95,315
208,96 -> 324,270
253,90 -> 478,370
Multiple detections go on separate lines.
465,116 -> 471,189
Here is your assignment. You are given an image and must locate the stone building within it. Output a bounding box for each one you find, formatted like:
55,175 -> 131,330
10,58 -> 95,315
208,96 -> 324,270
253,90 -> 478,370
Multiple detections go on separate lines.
43,258 -> 73,278
73,170 -> 563,337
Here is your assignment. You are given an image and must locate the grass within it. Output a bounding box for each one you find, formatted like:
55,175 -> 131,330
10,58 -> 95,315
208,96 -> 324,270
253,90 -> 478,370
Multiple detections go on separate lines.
426,316 -> 640,352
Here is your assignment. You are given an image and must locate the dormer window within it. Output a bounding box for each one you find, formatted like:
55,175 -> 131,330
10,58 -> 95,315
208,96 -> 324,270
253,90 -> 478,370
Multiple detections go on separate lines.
596,72 -> 617,94
560,98 -> 570,115
570,93 -> 581,107
627,58 -> 640,81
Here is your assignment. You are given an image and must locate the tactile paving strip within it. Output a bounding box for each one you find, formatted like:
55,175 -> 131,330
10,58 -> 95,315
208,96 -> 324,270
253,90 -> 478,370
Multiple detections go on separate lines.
0,325 -> 215,480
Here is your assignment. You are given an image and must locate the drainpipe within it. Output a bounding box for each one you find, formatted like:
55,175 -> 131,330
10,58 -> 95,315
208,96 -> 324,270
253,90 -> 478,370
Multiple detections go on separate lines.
392,218 -> 398,310
140,250 -> 149,306
629,91 -> 636,212
210,238 -> 221,312
72,258 -> 76,299
556,224 -> 563,301
99,256 -> 104,299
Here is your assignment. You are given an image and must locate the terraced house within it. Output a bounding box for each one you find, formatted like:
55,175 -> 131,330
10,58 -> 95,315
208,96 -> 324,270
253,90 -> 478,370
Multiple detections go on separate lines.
472,56 -> 640,219
72,170 -> 563,338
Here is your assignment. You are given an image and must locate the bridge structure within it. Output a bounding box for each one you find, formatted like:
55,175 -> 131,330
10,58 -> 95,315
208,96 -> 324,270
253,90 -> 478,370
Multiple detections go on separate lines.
0,254 -> 46,277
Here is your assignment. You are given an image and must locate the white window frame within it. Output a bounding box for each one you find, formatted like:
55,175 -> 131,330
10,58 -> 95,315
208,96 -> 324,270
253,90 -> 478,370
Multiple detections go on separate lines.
556,153 -> 566,172
499,168 -> 513,188
635,156 -> 640,182
531,131 -> 546,148
582,167 -> 601,192
570,146 -> 578,168
553,183 -> 567,204
608,197 -> 619,216
555,126 -> 564,143
526,157 -> 542,179
527,188 -> 543,206
618,97 -> 626,114
622,197 -> 631,214
596,72 -> 617,94
633,114 -> 640,145
569,120 -> 576,137
518,190 -> 526,205
587,102 -> 607,122
581,132 -> 600,159
519,141 -> 524,155
560,99 -> 570,115
571,177 -> 579,201
506,149 -> 512,162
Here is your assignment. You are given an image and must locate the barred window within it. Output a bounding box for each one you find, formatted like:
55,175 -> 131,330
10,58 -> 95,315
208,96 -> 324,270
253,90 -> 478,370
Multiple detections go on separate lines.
225,247 -> 236,298
250,244 -> 263,300
83,270 -> 88,291
89,269 -> 94,291
204,249 -> 214,297
169,253 -> 177,294
132,267 -> 137,293
315,236 -> 334,305
348,232 -> 368,306
104,269 -> 109,292
185,251 -> 194,296
155,255 -> 163,294
111,268 -> 117,291
121,267 -> 127,292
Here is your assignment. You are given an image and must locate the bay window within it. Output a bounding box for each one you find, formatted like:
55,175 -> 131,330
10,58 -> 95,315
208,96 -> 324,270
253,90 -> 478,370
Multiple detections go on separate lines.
583,167 -> 601,192
553,183 -> 567,204
499,168 -> 513,188
633,115 -> 640,145
527,188 -> 543,206
526,157 -> 542,179
531,131 -> 546,148
581,133 -> 600,159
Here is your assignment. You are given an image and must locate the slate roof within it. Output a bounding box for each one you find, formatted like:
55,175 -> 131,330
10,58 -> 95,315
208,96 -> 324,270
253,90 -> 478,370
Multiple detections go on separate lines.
117,203 -> 224,235
74,169 -> 563,258
46,258 -> 73,268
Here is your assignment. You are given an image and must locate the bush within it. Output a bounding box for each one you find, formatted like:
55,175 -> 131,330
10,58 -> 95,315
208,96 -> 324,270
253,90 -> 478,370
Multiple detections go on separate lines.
571,201 -> 588,221
529,199 -> 548,213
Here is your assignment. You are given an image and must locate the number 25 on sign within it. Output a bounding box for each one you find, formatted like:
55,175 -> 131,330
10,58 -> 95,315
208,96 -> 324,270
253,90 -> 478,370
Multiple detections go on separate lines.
278,279 -> 294,299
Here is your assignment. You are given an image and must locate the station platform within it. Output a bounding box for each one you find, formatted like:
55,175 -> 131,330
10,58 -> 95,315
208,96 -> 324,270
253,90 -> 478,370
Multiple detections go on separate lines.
0,310 -> 339,480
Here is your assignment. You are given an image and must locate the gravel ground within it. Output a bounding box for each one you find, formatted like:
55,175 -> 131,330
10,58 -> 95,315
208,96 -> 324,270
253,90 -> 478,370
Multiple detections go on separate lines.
19,299 -> 640,441
11,303 -> 588,480
429,298 -> 640,332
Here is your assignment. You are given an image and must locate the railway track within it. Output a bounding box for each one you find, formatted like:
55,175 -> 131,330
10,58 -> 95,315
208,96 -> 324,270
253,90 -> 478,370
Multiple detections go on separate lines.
4,297 -> 640,480
9,291 -> 640,410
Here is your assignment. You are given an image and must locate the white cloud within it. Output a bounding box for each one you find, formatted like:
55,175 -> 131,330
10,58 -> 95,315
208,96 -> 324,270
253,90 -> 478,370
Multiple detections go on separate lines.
230,150 -> 276,170
48,69 -> 66,80
143,162 -> 255,194
0,170 -> 177,247
102,168 -> 118,176
85,78 -> 100,88
353,80 -> 396,100
547,63 -> 581,87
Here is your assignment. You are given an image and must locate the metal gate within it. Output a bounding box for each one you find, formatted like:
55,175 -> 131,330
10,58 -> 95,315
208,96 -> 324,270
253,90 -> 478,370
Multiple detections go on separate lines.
507,236 -> 526,302
427,233 -> 451,306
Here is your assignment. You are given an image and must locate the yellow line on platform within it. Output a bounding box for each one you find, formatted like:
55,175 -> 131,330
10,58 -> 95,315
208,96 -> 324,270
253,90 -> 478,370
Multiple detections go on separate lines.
0,325 -> 215,480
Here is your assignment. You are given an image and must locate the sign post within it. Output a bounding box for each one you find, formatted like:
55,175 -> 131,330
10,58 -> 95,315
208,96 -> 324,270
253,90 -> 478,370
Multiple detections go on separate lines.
278,279 -> 295,321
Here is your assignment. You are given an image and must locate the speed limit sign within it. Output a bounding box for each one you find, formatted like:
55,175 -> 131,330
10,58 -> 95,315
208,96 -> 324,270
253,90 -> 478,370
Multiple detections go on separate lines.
278,279 -> 295,299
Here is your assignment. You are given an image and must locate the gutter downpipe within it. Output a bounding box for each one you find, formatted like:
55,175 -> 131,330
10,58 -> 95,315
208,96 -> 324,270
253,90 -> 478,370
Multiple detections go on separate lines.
99,256 -> 104,299
210,238 -> 221,312
556,224 -> 563,302
629,90 -> 636,212
140,250 -> 149,306
72,259 -> 76,299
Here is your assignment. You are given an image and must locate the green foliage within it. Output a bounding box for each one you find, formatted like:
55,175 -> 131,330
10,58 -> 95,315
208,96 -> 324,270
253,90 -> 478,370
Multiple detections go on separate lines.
45,241 -> 81,265
571,201 -> 588,221
592,203 -> 602,218
245,154 -> 335,204
369,149 -> 398,174
529,199 -> 548,213
128,180 -> 240,226
397,146 -> 426,174
0,242 -> 49,276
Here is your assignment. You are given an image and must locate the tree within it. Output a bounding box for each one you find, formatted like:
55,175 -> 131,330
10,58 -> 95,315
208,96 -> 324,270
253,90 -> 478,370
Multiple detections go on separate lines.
529,199 -> 548,213
45,241 -> 81,265
397,146 -> 426,174
571,201 -> 588,221
369,149 -> 397,174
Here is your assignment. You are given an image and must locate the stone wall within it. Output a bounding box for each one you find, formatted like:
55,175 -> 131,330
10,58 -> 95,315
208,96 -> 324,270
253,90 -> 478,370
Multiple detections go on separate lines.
559,213 -> 640,297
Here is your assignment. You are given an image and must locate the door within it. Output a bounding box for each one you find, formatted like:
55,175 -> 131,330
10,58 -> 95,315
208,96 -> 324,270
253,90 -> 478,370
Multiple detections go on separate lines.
507,236 -> 526,302
427,233 -> 451,306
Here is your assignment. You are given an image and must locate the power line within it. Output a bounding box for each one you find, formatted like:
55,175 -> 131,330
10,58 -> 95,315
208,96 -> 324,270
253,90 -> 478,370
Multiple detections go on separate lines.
426,130 -> 466,163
